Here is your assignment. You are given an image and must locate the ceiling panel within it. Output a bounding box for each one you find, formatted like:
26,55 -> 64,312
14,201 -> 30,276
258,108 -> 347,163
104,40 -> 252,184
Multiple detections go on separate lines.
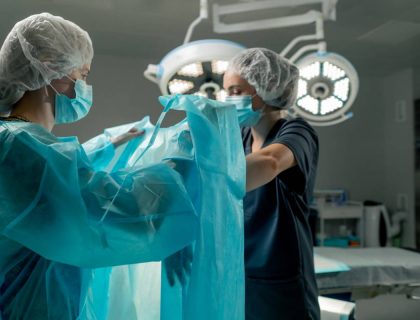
0,0 -> 420,76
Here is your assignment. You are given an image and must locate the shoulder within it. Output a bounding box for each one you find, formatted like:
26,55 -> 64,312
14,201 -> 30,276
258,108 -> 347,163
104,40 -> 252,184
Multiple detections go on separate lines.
1,122 -> 58,144
271,117 -> 319,158
280,117 -> 316,132
0,122 -> 86,161
275,117 -> 318,142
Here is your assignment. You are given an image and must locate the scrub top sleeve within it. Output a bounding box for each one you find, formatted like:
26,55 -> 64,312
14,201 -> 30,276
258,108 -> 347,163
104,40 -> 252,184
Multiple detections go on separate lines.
271,118 -> 318,194
0,127 -> 198,268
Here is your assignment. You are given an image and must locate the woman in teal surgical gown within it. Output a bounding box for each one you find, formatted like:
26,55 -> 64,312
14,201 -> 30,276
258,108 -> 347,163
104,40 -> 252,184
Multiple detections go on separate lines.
0,13 -> 197,319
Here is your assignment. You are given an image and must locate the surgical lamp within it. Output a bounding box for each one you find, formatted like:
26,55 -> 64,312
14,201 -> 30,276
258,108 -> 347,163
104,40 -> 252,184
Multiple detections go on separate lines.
212,0 -> 359,126
144,39 -> 245,100
143,0 -> 244,100
144,0 -> 359,126
292,51 -> 359,126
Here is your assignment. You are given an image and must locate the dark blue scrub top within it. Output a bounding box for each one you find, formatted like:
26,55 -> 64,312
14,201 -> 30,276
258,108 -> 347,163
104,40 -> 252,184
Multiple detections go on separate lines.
242,117 -> 320,320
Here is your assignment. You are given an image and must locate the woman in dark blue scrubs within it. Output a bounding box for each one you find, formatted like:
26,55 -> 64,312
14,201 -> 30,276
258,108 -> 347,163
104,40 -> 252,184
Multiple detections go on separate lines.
223,48 -> 320,320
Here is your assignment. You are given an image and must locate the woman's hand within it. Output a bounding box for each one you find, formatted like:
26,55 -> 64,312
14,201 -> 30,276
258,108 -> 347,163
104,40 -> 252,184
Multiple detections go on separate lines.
163,245 -> 193,287
109,127 -> 145,147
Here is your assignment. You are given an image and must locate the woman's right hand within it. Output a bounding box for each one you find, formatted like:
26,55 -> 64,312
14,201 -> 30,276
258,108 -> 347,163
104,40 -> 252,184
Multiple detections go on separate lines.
109,127 -> 145,147
163,245 -> 194,287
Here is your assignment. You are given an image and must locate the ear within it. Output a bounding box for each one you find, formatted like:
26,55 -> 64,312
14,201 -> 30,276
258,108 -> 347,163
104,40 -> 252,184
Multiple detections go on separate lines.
45,85 -> 56,97
252,94 -> 266,110
280,82 -> 298,108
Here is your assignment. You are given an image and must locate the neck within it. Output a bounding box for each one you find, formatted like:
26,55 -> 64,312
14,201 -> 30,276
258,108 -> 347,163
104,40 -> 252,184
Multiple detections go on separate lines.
10,87 -> 55,132
251,107 -> 285,146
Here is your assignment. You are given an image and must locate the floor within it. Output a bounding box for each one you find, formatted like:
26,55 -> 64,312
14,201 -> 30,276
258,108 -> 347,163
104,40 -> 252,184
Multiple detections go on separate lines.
356,294 -> 420,320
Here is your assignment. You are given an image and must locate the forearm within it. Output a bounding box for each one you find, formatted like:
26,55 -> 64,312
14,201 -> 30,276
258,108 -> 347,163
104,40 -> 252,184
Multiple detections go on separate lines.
246,152 -> 277,192
245,143 -> 296,192
4,162 -> 197,268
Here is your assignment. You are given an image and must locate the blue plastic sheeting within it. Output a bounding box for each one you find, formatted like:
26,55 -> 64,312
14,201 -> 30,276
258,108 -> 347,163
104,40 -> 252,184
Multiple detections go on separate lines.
0,95 -> 245,319
161,95 -> 245,320
314,254 -> 350,274
0,119 -> 198,319
82,95 -> 246,320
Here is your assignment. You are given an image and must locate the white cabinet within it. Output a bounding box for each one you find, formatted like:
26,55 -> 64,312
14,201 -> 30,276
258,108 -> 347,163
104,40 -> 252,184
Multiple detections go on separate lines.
316,199 -> 364,247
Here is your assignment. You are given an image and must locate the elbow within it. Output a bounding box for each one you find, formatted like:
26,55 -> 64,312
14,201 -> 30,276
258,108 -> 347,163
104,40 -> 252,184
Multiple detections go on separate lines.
266,145 -> 296,175
259,147 -> 282,174
265,150 -> 296,176
267,155 -> 282,175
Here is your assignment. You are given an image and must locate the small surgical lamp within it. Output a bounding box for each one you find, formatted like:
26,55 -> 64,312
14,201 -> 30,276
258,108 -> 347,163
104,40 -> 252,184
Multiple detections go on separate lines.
144,39 -> 245,100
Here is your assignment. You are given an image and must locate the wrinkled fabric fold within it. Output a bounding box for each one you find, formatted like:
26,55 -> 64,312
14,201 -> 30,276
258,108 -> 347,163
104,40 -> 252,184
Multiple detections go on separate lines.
82,95 -> 246,320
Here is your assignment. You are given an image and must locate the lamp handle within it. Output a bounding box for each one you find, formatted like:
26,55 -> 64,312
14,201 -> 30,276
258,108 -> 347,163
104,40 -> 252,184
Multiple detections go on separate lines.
144,64 -> 159,84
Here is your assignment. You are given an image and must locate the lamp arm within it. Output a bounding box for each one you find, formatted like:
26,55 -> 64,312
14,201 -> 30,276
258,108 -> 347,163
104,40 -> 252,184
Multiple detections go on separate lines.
144,64 -> 159,84
289,41 -> 326,63
281,16 -> 324,58
184,0 -> 209,44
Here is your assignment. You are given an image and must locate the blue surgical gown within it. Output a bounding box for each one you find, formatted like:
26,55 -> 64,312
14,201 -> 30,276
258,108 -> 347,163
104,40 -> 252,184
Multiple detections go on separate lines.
0,120 -> 198,319
0,94 -> 246,320
78,95 -> 246,320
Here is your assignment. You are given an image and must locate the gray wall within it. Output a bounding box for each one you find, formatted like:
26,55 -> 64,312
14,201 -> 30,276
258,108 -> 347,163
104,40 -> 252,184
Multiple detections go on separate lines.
53,54 -> 186,142
414,67 -> 420,100
315,70 -> 416,247
412,67 -> 420,251
383,69 -> 415,246
315,75 -> 386,202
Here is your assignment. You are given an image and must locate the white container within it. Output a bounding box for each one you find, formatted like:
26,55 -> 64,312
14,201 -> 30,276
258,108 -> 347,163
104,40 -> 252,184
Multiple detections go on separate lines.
363,203 -> 391,247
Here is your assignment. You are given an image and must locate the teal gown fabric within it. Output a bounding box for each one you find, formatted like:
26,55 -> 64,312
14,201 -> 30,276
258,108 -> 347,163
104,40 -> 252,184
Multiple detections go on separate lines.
82,95 -> 246,320
0,95 -> 245,319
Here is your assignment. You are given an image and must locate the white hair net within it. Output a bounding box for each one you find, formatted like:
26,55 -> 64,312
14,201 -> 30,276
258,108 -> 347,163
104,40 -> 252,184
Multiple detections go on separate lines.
0,13 -> 93,112
227,48 -> 299,109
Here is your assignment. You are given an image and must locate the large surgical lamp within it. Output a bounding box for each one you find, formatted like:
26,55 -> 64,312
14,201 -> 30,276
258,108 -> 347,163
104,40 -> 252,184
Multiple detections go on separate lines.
292,51 -> 359,126
144,39 -> 245,100
212,0 -> 359,126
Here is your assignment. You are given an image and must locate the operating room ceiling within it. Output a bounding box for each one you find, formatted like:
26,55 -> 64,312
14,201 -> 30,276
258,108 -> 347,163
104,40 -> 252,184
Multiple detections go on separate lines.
1,0 -> 420,77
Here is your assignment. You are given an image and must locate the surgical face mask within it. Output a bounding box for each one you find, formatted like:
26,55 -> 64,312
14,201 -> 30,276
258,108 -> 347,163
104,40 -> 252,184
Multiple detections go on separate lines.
51,78 -> 93,124
225,95 -> 262,127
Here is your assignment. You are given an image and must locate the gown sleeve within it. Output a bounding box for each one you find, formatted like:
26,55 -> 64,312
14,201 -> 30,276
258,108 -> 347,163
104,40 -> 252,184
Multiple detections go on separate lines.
0,123 -> 198,268
81,135 -> 115,171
